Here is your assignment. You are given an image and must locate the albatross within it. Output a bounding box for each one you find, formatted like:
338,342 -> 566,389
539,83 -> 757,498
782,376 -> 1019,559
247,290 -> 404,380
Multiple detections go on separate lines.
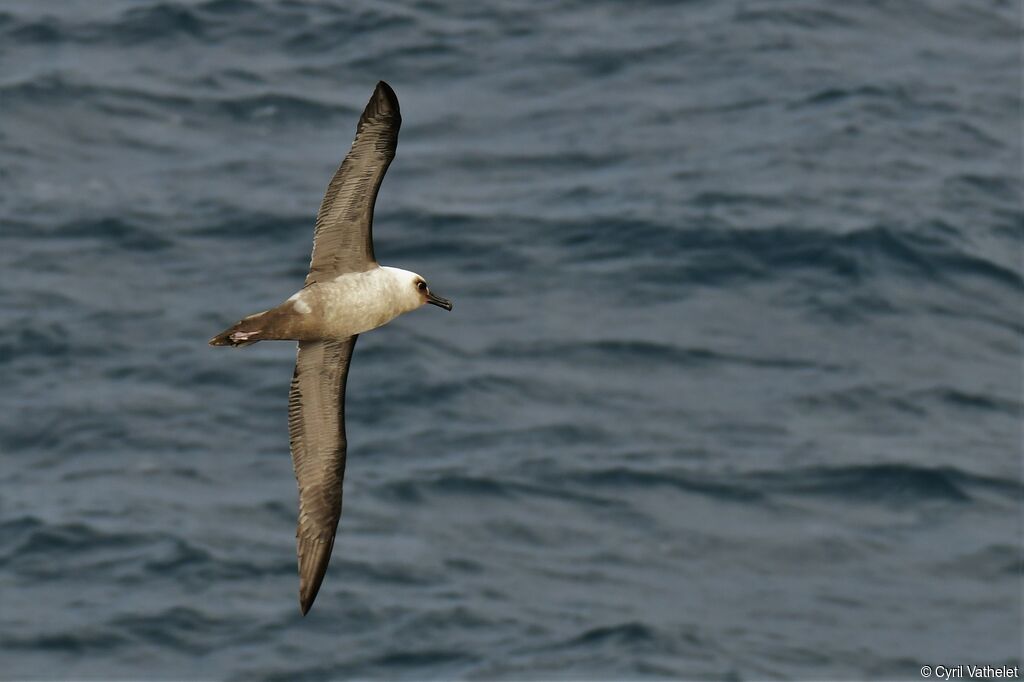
209,81 -> 452,615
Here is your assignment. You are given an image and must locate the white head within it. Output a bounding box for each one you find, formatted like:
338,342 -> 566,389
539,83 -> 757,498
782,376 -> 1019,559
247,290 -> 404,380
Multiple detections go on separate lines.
383,267 -> 453,314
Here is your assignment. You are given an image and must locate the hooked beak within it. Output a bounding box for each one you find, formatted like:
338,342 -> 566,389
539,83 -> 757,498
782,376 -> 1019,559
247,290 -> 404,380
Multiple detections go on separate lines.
426,291 -> 453,311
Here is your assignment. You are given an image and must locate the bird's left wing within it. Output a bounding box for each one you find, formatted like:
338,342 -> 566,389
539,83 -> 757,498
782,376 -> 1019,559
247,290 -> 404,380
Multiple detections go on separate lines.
305,81 -> 401,284
287,336 -> 358,615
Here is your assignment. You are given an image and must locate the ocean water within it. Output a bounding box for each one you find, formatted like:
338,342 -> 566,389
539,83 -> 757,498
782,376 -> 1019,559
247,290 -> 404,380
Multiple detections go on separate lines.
1,1 -> 1021,679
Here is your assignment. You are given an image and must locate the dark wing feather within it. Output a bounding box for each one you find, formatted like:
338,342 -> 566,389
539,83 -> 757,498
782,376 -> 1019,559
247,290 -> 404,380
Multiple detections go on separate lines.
287,336 -> 358,615
305,81 -> 401,284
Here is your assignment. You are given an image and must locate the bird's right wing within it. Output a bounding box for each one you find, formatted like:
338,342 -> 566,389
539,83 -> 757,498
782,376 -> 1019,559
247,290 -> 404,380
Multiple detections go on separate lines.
287,336 -> 358,615
305,81 -> 401,284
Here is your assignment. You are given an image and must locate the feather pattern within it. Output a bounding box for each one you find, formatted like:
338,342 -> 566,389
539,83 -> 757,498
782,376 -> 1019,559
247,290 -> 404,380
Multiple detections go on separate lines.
210,82 -> 445,616
288,336 -> 358,614
305,81 -> 401,284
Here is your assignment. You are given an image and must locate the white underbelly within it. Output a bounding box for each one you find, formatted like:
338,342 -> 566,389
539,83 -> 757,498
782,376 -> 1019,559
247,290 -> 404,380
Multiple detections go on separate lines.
315,270 -> 404,338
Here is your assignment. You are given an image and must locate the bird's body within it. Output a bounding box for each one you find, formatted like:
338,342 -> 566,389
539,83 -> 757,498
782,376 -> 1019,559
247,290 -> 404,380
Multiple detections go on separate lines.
210,267 -> 434,345
209,82 -> 451,615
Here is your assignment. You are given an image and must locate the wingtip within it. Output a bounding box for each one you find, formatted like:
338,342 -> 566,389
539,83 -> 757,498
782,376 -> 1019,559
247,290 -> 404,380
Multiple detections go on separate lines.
296,532 -> 335,617
298,578 -> 320,616
370,80 -> 400,117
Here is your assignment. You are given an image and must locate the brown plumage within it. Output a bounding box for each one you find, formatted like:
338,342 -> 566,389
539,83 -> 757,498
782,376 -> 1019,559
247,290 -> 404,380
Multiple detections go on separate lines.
306,81 -> 400,283
289,338 -> 356,615
208,81 -> 451,616
208,308 -> 309,347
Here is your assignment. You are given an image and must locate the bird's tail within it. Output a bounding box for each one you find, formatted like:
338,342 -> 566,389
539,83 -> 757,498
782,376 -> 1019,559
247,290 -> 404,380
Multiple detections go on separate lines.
209,311 -> 268,347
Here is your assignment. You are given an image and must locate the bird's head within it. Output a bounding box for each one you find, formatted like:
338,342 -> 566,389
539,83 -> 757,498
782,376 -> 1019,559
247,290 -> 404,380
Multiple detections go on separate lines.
386,267 -> 453,313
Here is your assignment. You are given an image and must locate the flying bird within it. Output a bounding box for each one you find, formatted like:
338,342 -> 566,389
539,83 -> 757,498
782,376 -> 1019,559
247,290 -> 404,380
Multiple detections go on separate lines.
210,81 -> 452,615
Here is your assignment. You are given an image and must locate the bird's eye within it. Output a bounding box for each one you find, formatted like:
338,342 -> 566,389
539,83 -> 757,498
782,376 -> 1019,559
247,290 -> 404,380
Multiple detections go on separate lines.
416,281 -> 427,292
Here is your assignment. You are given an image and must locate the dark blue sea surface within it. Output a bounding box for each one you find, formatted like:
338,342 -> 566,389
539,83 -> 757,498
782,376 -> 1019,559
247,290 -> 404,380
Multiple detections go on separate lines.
1,1 -> 1021,679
